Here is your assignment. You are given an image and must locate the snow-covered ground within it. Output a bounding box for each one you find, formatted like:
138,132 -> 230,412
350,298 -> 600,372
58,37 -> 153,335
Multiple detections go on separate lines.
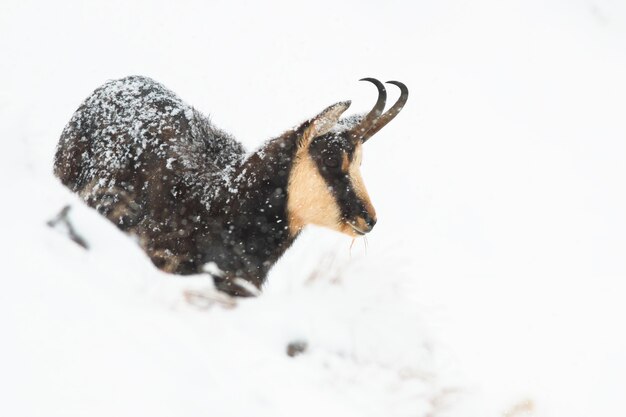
1,0 -> 625,416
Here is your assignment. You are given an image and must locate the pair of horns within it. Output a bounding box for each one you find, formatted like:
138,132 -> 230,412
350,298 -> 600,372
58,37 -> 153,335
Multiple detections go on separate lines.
350,78 -> 408,143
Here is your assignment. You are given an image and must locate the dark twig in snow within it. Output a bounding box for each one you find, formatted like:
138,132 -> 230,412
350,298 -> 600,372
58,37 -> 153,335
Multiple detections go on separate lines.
47,205 -> 89,249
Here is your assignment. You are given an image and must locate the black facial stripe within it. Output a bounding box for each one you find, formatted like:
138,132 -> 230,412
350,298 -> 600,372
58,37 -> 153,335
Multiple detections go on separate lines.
334,176 -> 367,220
316,166 -> 368,221
308,133 -> 367,221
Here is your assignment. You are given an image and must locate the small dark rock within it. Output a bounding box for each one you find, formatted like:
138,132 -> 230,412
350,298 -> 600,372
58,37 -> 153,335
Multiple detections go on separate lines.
286,340 -> 308,357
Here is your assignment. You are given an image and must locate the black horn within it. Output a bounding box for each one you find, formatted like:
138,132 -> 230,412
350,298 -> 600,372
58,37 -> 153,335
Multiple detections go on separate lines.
349,78 -> 387,143
361,80 -> 408,143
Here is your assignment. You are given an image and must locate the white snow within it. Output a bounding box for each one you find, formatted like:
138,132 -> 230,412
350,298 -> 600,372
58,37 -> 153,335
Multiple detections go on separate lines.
1,1 -> 625,416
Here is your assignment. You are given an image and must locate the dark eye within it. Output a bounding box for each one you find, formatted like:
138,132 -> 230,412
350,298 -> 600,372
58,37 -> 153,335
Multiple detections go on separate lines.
323,156 -> 339,168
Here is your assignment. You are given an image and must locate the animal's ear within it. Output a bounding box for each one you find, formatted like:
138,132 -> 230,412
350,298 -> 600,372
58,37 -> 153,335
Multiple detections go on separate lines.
298,101 -> 351,148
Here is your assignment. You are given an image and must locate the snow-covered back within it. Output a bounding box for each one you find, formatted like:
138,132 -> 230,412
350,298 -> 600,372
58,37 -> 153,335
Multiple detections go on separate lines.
56,75 -> 246,212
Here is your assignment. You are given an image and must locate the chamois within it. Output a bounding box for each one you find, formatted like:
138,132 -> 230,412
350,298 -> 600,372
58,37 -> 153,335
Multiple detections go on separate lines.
54,76 -> 408,296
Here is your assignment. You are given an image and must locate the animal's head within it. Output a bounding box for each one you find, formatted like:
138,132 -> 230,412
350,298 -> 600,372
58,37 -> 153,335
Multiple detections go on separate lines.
287,78 -> 408,237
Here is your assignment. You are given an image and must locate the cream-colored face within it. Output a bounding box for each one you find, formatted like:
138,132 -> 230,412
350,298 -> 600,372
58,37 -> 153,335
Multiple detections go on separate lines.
287,148 -> 342,236
287,126 -> 376,238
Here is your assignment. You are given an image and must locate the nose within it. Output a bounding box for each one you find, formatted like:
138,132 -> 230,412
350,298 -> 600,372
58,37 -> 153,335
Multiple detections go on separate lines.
364,213 -> 377,230
356,212 -> 377,233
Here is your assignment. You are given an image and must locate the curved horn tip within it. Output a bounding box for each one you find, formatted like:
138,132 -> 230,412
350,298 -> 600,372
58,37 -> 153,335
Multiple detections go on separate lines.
358,77 -> 387,103
359,77 -> 385,88
385,80 -> 408,90
349,77 -> 388,143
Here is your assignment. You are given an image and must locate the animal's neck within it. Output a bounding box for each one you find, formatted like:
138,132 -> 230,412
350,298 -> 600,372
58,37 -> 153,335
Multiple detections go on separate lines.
214,131 -> 300,288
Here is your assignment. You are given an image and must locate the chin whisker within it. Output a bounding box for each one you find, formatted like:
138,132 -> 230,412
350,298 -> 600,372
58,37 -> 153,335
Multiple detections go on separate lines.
349,237 -> 357,257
